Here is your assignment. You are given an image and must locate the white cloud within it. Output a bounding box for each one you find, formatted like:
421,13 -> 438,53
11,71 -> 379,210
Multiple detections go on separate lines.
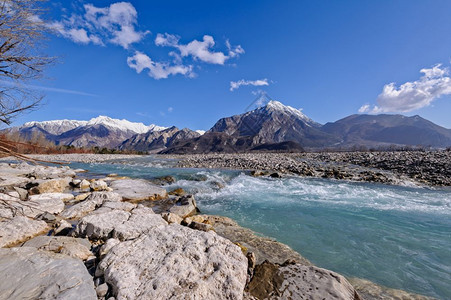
230,78 -> 269,91
155,33 -> 243,65
51,2 -> 148,49
167,107 -> 173,112
127,51 -> 193,80
360,64 -> 451,113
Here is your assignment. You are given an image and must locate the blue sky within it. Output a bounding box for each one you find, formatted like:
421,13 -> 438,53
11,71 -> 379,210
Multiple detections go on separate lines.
9,0 -> 451,130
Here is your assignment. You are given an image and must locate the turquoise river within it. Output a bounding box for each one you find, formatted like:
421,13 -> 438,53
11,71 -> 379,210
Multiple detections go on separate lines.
70,156 -> 451,299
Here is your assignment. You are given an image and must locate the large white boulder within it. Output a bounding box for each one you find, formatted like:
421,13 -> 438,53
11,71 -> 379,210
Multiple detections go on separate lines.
75,204 -> 166,241
109,179 -> 167,201
23,236 -> 92,261
97,224 -> 248,300
0,247 -> 96,299
0,216 -> 49,247
247,261 -> 360,300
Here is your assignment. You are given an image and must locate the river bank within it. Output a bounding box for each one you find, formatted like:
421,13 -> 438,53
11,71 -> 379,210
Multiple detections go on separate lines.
168,151 -> 451,187
0,154 -> 441,299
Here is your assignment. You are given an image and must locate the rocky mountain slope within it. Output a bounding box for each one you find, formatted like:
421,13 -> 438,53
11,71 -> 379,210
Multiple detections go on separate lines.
119,126 -> 200,153
322,114 -> 451,148
209,100 -> 337,147
5,101 -> 451,152
6,116 -> 168,149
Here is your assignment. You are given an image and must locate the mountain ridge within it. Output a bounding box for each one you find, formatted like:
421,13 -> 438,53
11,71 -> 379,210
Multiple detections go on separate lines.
5,100 -> 451,152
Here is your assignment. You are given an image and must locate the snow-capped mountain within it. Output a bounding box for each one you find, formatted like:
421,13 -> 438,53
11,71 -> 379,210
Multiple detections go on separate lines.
22,119 -> 88,135
22,116 -> 166,136
208,100 -> 337,147
84,116 -> 166,134
12,116 -> 168,149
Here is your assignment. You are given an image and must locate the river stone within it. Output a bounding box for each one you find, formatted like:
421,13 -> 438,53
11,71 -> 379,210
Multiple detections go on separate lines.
161,212 -> 183,224
75,210 -> 131,240
97,224 -> 248,299
169,194 -> 197,218
247,260 -> 360,300
112,206 -> 167,241
0,247 -> 96,299
23,236 -> 92,260
79,179 -> 91,189
61,192 -> 123,219
109,179 -> 167,201
0,216 -> 49,247
86,191 -> 123,204
28,193 -> 70,215
90,179 -> 108,191
31,177 -> 72,194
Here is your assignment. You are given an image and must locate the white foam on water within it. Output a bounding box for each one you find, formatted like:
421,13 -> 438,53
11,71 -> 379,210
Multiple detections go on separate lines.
194,173 -> 451,215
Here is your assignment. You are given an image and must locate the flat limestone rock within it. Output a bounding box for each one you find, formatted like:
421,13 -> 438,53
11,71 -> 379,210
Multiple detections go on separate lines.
0,247 -> 96,299
112,206 -> 167,241
0,216 -> 49,247
98,224 -> 248,300
75,210 -> 131,240
61,192 -> 123,219
23,236 -> 92,260
76,204 -> 166,241
0,193 -> 68,219
109,179 -> 167,201
247,261 -> 360,300
32,177 -> 72,194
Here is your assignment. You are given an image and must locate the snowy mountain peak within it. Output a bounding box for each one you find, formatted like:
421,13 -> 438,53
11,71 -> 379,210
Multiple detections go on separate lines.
263,100 -> 319,126
22,119 -> 88,135
86,115 -> 156,134
22,116 -> 166,135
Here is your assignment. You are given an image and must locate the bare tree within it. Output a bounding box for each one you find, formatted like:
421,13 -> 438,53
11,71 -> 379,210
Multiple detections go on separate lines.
0,0 -> 52,125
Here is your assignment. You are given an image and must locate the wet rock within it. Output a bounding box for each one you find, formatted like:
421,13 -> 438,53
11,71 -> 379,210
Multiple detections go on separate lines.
169,194 -> 197,218
0,247 -> 96,299
151,175 -> 176,185
269,172 -> 282,178
0,216 -> 49,247
97,224 -> 248,299
23,236 -> 92,260
250,170 -> 270,177
109,179 -> 167,201
247,260 -> 360,300
349,277 -> 435,300
197,215 -> 309,265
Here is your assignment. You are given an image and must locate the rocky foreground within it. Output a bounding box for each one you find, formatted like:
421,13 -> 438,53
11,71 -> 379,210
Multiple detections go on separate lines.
0,160 -> 435,299
173,150 -> 451,187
